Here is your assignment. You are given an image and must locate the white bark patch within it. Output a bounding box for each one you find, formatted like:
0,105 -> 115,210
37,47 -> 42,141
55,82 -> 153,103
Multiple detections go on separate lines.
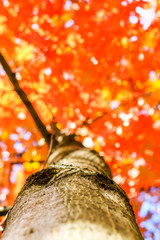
49,221 -> 126,240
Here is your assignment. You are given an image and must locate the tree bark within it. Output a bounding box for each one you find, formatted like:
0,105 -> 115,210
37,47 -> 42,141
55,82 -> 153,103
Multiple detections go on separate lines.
2,141 -> 143,240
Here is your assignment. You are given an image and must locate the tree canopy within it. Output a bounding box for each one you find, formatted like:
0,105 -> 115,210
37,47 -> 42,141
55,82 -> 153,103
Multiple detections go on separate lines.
0,0 -> 160,239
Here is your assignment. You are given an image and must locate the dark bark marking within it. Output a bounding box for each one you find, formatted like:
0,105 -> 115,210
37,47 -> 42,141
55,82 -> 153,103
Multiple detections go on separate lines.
26,168 -> 60,186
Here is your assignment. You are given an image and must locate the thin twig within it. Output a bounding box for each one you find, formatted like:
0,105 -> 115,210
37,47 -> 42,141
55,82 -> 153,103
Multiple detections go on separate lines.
80,91 -> 152,128
0,206 -> 12,217
0,53 -> 51,146
81,112 -> 107,127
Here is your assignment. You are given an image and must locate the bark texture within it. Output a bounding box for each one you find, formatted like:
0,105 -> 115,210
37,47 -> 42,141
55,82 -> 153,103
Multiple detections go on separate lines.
2,144 -> 143,240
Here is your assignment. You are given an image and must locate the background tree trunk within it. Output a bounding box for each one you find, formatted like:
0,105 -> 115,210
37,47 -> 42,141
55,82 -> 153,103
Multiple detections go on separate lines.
2,140 -> 143,240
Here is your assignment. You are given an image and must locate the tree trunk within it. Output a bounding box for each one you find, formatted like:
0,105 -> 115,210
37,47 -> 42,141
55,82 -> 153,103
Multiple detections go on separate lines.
2,141 -> 143,240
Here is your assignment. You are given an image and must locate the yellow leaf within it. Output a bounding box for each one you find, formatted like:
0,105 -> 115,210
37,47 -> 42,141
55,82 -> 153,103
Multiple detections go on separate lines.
1,130 -> 9,140
0,15 -> 7,34
56,48 -> 63,55
122,158 -> 132,165
15,170 -> 24,196
56,123 -> 62,129
52,15 -> 59,24
15,41 -> 34,63
112,7 -> 118,14
68,108 -> 74,118
65,46 -> 72,52
136,80 -> 144,90
23,162 -> 33,172
32,162 -> 40,169
52,107 -> 58,115
116,90 -> 132,101
101,87 -> 111,99
143,28 -> 158,49
61,13 -> 71,22
116,168 -> 122,173
121,37 -> 129,49
150,79 -> 160,90
113,164 -> 118,169
32,154 -> 41,161
94,139 -> 101,152
67,33 -> 76,48
96,111 -> 103,117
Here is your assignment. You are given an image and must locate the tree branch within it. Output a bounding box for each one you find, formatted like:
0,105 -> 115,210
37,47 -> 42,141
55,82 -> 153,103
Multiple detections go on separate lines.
0,53 -> 51,146
0,206 -> 12,217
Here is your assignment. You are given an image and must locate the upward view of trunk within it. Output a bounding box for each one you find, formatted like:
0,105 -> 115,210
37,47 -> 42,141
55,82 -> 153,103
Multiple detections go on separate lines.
2,139 -> 143,240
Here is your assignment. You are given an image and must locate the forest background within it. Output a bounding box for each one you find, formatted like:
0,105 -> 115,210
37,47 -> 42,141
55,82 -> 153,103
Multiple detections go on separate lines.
0,0 -> 160,239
